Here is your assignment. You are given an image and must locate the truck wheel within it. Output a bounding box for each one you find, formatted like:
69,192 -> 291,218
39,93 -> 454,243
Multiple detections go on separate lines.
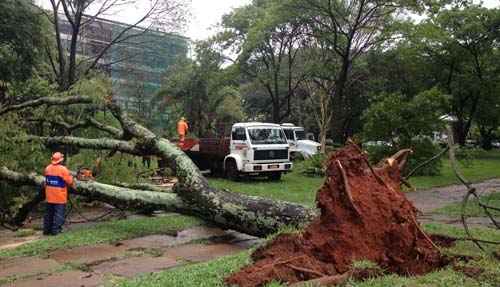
225,160 -> 239,181
268,172 -> 282,181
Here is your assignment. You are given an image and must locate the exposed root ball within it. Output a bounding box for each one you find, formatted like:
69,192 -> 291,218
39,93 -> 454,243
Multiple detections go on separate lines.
226,144 -> 448,287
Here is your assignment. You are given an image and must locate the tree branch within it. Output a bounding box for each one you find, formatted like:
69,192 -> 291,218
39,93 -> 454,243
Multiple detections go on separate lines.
0,96 -> 93,116
0,166 -> 184,215
23,135 -> 140,155
87,117 -> 124,138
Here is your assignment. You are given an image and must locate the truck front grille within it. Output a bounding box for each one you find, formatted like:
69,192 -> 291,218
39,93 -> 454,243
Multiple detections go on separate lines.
254,149 -> 288,161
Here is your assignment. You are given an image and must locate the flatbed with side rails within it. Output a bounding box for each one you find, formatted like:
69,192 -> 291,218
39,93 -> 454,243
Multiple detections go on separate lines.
179,122 -> 293,180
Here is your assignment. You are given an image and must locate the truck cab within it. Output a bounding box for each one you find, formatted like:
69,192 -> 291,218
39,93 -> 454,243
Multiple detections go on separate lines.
186,122 -> 293,180
281,123 -> 321,159
225,123 -> 292,180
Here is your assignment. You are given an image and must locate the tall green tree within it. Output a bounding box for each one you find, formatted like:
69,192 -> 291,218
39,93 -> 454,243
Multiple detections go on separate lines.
217,0 -> 306,123
158,41 -> 244,137
291,0 -> 422,141
414,4 -> 500,145
0,0 -> 45,87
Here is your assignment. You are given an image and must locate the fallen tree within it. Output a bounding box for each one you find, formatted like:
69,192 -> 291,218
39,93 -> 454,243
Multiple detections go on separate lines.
0,95 -> 422,239
0,96 -> 317,237
0,166 -> 315,236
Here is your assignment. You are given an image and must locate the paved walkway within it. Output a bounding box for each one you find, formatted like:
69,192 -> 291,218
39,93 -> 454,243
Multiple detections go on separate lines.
407,178 -> 500,213
0,226 -> 261,287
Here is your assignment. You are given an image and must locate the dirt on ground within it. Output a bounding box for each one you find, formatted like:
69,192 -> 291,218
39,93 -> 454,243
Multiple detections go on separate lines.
226,144 -> 449,287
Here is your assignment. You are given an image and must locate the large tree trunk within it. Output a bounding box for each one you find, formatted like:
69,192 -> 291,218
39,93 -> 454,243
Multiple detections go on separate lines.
479,127 -> 494,150
1,98 -> 317,237
0,167 -> 316,238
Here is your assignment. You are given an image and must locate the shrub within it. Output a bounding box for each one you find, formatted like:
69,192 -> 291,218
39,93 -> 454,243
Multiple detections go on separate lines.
455,147 -> 475,168
362,88 -> 448,176
365,137 -> 443,176
297,153 -> 327,177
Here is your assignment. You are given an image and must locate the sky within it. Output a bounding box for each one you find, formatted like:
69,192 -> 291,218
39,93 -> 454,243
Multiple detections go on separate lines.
36,0 -> 498,41
36,0 -> 252,40
188,0 -> 251,40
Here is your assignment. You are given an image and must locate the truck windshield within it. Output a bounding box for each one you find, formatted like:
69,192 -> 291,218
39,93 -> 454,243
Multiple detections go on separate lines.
283,129 -> 294,141
295,130 -> 306,140
248,128 -> 287,145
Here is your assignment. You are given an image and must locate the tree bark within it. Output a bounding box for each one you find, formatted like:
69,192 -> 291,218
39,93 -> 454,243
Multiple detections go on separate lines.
0,166 -> 316,237
479,127 -> 493,150
2,98 -> 317,237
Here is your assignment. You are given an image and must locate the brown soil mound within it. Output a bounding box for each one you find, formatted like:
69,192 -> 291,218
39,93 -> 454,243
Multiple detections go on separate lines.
226,144 -> 448,287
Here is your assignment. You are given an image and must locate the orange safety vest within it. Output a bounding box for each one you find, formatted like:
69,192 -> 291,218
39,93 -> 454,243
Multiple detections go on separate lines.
177,120 -> 189,136
44,164 -> 73,204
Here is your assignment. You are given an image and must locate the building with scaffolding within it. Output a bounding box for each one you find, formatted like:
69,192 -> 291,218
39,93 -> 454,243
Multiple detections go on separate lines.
58,16 -> 189,130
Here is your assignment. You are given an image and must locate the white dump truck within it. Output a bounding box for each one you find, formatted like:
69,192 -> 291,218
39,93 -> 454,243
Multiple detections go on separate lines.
183,122 -> 293,180
281,123 -> 321,159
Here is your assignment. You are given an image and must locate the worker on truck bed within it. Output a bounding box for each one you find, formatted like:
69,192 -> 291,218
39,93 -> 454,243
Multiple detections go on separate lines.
43,152 -> 75,235
177,116 -> 189,145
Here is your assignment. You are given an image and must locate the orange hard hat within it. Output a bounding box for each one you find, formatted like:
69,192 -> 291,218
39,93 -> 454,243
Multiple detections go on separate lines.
51,152 -> 64,164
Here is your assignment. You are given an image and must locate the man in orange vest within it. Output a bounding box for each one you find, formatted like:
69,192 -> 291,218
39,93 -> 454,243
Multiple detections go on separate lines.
43,152 -> 75,235
177,116 -> 189,145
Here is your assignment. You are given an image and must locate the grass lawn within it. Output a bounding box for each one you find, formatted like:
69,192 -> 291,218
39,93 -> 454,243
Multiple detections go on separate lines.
409,149 -> 500,190
0,214 -> 202,258
435,192 -> 500,217
117,223 -> 500,287
209,173 -> 321,207
209,149 -> 500,206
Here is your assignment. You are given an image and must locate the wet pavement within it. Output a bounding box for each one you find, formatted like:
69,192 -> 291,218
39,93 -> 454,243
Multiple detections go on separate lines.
0,226 -> 260,286
49,244 -> 129,265
407,178 -> 500,213
408,178 -> 499,228
0,257 -> 60,279
8,271 -> 103,287
92,256 -> 179,278
417,213 -> 499,228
